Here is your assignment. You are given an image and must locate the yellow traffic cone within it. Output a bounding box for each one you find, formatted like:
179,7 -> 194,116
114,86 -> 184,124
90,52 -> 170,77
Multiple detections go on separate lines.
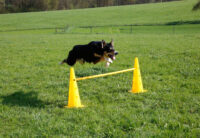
130,57 -> 147,93
64,67 -> 84,108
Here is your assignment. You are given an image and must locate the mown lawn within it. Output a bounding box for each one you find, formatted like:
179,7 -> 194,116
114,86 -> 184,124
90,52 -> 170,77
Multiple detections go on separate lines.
0,0 -> 199,31
0,27 -> 200,137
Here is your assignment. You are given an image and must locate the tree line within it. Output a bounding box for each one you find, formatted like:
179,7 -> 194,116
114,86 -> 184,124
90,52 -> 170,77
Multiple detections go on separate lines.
0,0 -> 179,14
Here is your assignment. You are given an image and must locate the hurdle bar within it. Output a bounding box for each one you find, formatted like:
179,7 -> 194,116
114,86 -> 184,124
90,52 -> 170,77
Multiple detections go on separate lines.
75,68 -> 135,81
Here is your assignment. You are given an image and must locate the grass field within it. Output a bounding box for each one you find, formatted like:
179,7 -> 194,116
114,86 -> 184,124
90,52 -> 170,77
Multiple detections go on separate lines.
0,0 -> 200,137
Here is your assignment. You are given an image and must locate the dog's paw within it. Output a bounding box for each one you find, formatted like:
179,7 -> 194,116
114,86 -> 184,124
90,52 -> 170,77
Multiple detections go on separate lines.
108,58 -> 113,63
105,62 -> 110,67
104,57 -> 113,63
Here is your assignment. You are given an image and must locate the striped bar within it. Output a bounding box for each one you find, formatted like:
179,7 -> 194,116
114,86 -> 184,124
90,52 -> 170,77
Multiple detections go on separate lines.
75,68 -> 135,81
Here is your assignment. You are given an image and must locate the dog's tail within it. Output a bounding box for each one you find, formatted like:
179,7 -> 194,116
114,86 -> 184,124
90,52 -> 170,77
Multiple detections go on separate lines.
60,50 -> 77,66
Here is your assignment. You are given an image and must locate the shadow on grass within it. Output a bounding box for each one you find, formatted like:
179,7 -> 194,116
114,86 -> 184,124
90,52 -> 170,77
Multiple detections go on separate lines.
75,67 -> 109,78
1,91 -> 48,108
165,20 -> 200,25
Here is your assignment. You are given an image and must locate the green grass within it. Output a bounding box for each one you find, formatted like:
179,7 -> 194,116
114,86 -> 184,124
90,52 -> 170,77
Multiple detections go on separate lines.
0,0 -> 200,137
0,0 -> 200,31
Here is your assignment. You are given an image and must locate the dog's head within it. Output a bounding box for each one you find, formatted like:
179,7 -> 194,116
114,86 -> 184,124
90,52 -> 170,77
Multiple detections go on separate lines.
102,39 -> 118,60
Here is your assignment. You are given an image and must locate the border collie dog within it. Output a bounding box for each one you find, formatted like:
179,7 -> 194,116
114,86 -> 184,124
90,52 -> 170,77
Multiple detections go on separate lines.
60,40 -> 118,67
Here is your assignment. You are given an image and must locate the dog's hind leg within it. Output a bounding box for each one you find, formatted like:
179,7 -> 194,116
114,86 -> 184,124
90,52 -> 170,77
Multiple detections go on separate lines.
66,50 -> 77,66
60,50 -> 77,66
78,58 -> 85,64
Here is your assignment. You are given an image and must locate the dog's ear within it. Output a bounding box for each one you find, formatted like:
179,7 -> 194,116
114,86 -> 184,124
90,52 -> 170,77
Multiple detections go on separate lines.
101,40 -> 106,48
111,39 -> 114,46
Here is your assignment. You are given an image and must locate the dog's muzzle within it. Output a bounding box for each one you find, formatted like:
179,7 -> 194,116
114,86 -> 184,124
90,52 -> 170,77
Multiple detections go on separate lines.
108,51 -> 118,60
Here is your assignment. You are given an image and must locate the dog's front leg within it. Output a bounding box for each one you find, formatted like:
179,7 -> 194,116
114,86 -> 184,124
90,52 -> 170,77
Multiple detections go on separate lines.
106,62 -> 110,67
104,57 -> 113,67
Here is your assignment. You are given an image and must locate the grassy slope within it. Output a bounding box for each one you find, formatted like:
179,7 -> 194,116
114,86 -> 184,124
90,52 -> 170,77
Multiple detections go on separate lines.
0,0 -> 200,31
0,0 -> 200,137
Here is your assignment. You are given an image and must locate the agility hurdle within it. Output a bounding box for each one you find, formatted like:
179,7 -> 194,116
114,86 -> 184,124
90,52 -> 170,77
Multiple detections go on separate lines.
65,57 -> 147,108
75,68 -> 135,81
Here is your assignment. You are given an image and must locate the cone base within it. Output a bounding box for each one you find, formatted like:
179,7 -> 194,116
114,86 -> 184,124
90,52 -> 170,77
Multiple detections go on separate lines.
64,105 -> 84,108
129,89 -> 147,93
